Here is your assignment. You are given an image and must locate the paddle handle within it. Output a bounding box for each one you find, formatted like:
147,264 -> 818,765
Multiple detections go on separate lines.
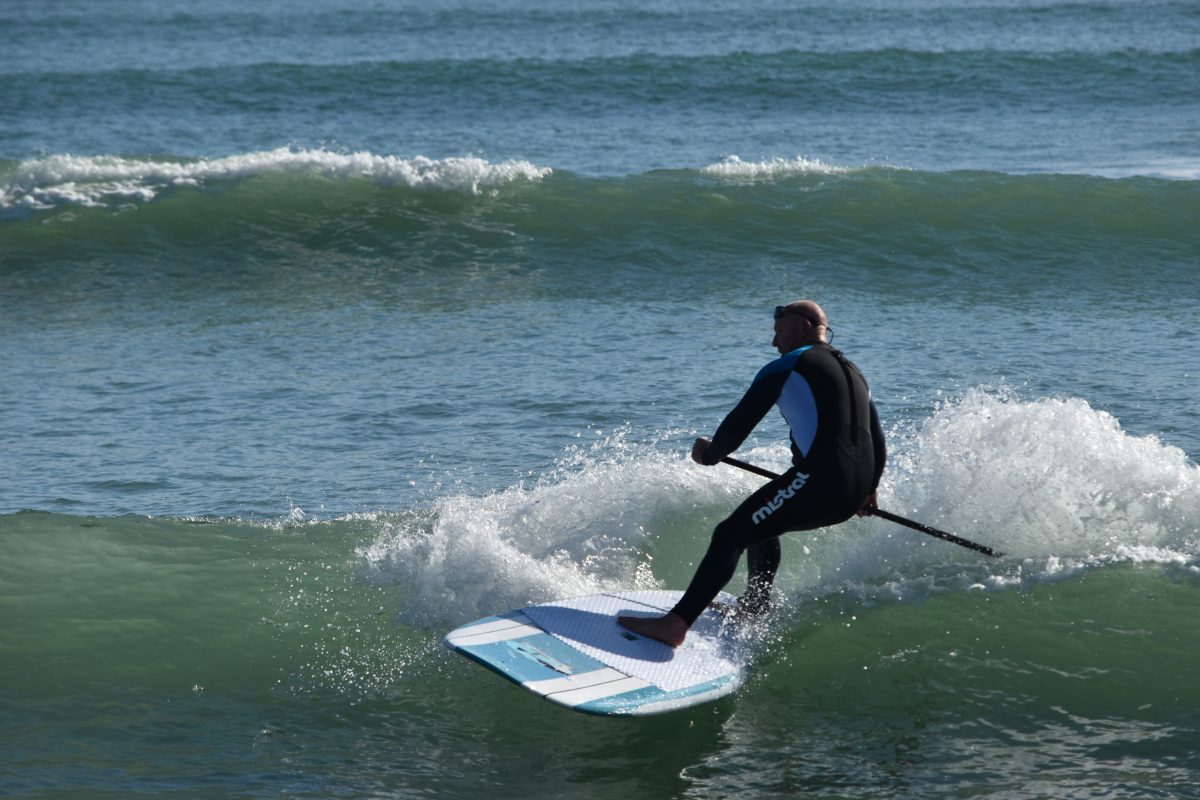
718,456 -> 1003,558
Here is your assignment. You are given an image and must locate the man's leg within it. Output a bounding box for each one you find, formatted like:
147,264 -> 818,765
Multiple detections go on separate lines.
619,468 -> 805,645
741,537 -> 781,615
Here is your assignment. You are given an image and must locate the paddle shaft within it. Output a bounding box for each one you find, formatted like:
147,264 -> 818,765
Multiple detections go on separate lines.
719,456 -> 1003,558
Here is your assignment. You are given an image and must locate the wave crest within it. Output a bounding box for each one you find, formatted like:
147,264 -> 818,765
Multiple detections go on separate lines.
0,148 -> 553,211
700,154 -> 856,179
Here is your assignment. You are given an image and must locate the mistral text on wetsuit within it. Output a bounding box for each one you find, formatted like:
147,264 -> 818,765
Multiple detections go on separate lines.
751,472 -> 811,525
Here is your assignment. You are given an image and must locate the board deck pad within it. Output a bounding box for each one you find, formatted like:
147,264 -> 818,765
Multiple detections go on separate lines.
444,590 -> 749,716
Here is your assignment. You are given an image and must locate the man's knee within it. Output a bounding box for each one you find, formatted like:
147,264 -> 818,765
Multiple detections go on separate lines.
710,516 -> 747,553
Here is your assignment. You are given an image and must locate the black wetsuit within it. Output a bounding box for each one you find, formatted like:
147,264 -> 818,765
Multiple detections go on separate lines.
672,343 -> 886,625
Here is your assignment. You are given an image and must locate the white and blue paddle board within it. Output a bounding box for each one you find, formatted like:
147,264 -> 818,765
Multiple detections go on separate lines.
444,590 -> 748,716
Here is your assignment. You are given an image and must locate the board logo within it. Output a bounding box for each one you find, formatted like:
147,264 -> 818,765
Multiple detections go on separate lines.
507,640 -> 574,675
751,473 -> 811,525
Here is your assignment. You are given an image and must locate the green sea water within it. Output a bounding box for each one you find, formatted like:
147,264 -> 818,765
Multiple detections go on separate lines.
3,507 -> 1199,797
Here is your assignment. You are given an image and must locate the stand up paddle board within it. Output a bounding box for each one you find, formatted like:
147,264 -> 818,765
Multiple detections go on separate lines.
444,590 -> 748,716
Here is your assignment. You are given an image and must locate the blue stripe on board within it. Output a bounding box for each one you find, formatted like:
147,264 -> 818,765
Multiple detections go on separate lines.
575,673 -> 742,716
453,629 -> 608,686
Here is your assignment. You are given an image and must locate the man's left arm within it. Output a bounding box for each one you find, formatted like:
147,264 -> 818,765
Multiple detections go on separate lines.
869,399 -> 886,488
857,400 -> 887,515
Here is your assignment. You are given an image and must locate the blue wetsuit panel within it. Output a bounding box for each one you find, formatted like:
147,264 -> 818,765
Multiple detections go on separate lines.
778,371 -> 818,457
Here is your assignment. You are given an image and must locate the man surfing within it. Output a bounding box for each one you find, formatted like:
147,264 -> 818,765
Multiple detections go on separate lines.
619,300 -> 886,646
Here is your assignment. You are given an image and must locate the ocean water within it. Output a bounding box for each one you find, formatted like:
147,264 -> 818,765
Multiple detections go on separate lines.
2,0 -> 1199,797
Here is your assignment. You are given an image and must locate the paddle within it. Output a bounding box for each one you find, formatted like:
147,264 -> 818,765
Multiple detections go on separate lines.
719,455 -> 1004,558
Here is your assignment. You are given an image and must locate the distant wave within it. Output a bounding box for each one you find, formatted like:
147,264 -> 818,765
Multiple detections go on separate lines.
0,148 -> 553,211
700,155 -> 859,179
3,154 -> 1196,281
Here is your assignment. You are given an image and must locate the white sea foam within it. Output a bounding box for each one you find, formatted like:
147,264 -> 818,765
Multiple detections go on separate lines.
357,431 -> 771,627
892,389 -> 1197,559
700,154 -> 855,179
361,391 -> 1199,627
824,388 -> 1200,605
0,148 -> 553,210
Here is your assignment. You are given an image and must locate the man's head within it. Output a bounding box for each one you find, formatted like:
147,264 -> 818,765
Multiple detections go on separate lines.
772,300 -> 829,354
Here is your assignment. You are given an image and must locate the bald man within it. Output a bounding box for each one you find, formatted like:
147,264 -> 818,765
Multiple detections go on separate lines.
620,301 -> 886,646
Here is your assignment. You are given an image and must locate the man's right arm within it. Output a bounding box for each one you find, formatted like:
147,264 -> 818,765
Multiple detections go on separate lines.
698,367 -> 788,465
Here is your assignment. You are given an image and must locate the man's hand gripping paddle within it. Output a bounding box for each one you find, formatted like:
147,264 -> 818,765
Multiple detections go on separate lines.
720,456 -> 1004,558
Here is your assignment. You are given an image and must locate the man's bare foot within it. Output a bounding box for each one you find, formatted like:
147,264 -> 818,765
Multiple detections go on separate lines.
617,612 -> 689,647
